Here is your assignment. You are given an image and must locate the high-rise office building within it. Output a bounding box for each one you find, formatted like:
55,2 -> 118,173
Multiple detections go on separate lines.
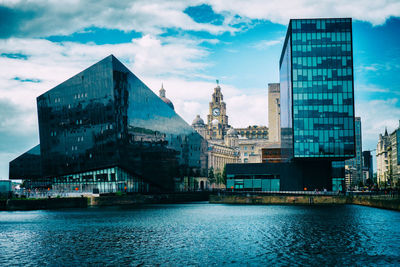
280,18 -> 355,159
226,18 -> 356,191
362,150 -> 373,182
279,18 -> 355,189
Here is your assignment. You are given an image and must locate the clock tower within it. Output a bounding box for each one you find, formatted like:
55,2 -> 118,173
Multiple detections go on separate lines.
207,80 -> 229,140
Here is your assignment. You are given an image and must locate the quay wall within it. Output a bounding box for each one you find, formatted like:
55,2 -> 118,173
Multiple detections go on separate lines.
209,194 -> 347,205
5,197 -> 87,211
349,195 -> 400,211
88,192 -> 210,207
210,194 -> 400,211
1,192 -> 210,211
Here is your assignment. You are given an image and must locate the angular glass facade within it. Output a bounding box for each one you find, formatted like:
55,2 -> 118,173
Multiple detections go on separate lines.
280,18 -> 355,159
9,145 -> 42,180
11,55 -> 207,192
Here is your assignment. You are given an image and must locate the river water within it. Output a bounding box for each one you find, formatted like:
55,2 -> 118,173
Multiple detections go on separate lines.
0,203 -> 400,266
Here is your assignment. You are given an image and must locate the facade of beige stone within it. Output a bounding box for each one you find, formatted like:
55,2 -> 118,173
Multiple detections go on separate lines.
376,122 -> 400,187
268,83 -> 280,143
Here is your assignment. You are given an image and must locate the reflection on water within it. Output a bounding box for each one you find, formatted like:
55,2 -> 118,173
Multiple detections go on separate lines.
1,204 -> 400,266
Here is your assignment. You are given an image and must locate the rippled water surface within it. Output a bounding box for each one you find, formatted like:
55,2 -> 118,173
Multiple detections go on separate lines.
1,204 -> 400,266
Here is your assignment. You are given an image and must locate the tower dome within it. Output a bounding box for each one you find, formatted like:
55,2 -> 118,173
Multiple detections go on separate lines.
159,83 -> 174,110
192,115 -> 205,126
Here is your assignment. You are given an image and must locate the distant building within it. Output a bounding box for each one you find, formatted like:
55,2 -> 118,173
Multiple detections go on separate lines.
9,55 -> 207,193
207,81 -> 229,140
238,139 -> 269,163
192,81 -> 271,172
345,117 -> 363,188
362,150 -> 373,182
377,122 -> 400,187
377,128 -> 391,186
268,83 -> 280,143
158,84 -> 174,110
236,126 -> 268,140
208,143 -> 239,175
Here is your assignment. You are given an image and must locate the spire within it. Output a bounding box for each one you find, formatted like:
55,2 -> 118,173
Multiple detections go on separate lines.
385,127 -> 388,136
159,83 -> 166,98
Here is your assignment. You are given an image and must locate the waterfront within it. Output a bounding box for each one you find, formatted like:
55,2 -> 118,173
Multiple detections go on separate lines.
1,204 -> 400,266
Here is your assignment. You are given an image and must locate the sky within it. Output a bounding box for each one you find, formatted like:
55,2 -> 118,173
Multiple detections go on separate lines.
0,0 -> 399,178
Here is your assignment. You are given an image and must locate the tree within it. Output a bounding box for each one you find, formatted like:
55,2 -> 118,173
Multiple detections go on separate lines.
208,167 -> 216,185
215,172 -> 222,187
222,165 -> 227,185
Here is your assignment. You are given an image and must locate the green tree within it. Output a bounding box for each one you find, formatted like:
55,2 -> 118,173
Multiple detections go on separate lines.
215,172 -> 222,187
208,167 -> 215,185
222,165 -> 227,185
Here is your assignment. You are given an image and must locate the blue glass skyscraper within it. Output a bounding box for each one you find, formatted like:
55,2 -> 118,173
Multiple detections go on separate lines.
280,18 -> 355,160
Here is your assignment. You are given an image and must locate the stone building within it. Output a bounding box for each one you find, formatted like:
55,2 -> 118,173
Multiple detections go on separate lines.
268,83 -> 280,143
377,122 -> 400,187
377,128 -> 391,186
207,81 -> 229,140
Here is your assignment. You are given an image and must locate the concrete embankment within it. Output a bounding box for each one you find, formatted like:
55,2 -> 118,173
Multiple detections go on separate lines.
210,194 -> 347,205
348,195 -> 400,211
1,192 -> 210,211
210,194 -> 400,211
5,197 -> 88,211
88,192 -> 210,207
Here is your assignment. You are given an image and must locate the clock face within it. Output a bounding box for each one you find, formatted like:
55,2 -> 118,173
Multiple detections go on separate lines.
212,108 -> 220,116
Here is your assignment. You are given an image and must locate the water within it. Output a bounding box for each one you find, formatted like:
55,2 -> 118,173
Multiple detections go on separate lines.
1,203 -> 400,266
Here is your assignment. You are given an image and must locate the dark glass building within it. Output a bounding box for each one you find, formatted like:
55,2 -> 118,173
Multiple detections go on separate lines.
279,18 -> 355,190
10,55 -> 207,193
280,18 -> 355,159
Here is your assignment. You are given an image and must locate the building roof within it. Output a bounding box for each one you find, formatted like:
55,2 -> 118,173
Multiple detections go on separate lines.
192,115 -> 205,126
159,84 -> 174,110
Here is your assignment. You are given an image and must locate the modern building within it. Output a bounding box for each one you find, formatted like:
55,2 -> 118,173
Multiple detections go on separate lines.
345,117 -> 362,188
9,55 -> 207,193
377,122 -> 400,188
362,150 -> 373,183
0,180 -> 12,198
227,18 -> 356,191
280,18 -> 355,189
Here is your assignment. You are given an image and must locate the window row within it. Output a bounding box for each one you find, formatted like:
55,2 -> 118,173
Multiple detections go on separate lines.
293,92 -> 352,100
293,81 -> 353,93
291,19 -> 351,31
293,56 -> 352,68
293,69 -> 352,81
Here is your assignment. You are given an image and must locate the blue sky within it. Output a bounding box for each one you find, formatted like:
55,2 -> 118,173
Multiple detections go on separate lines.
0,0 -> 399,178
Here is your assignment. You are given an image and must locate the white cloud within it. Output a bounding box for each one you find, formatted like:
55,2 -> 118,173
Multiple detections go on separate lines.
1,0 -> 398,41
251,37 -> 284,50
209,0 -> 400,26
0,0 -> 236,38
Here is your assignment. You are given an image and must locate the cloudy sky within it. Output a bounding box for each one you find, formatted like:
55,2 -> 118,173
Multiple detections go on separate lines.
1,0 -> 400,178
